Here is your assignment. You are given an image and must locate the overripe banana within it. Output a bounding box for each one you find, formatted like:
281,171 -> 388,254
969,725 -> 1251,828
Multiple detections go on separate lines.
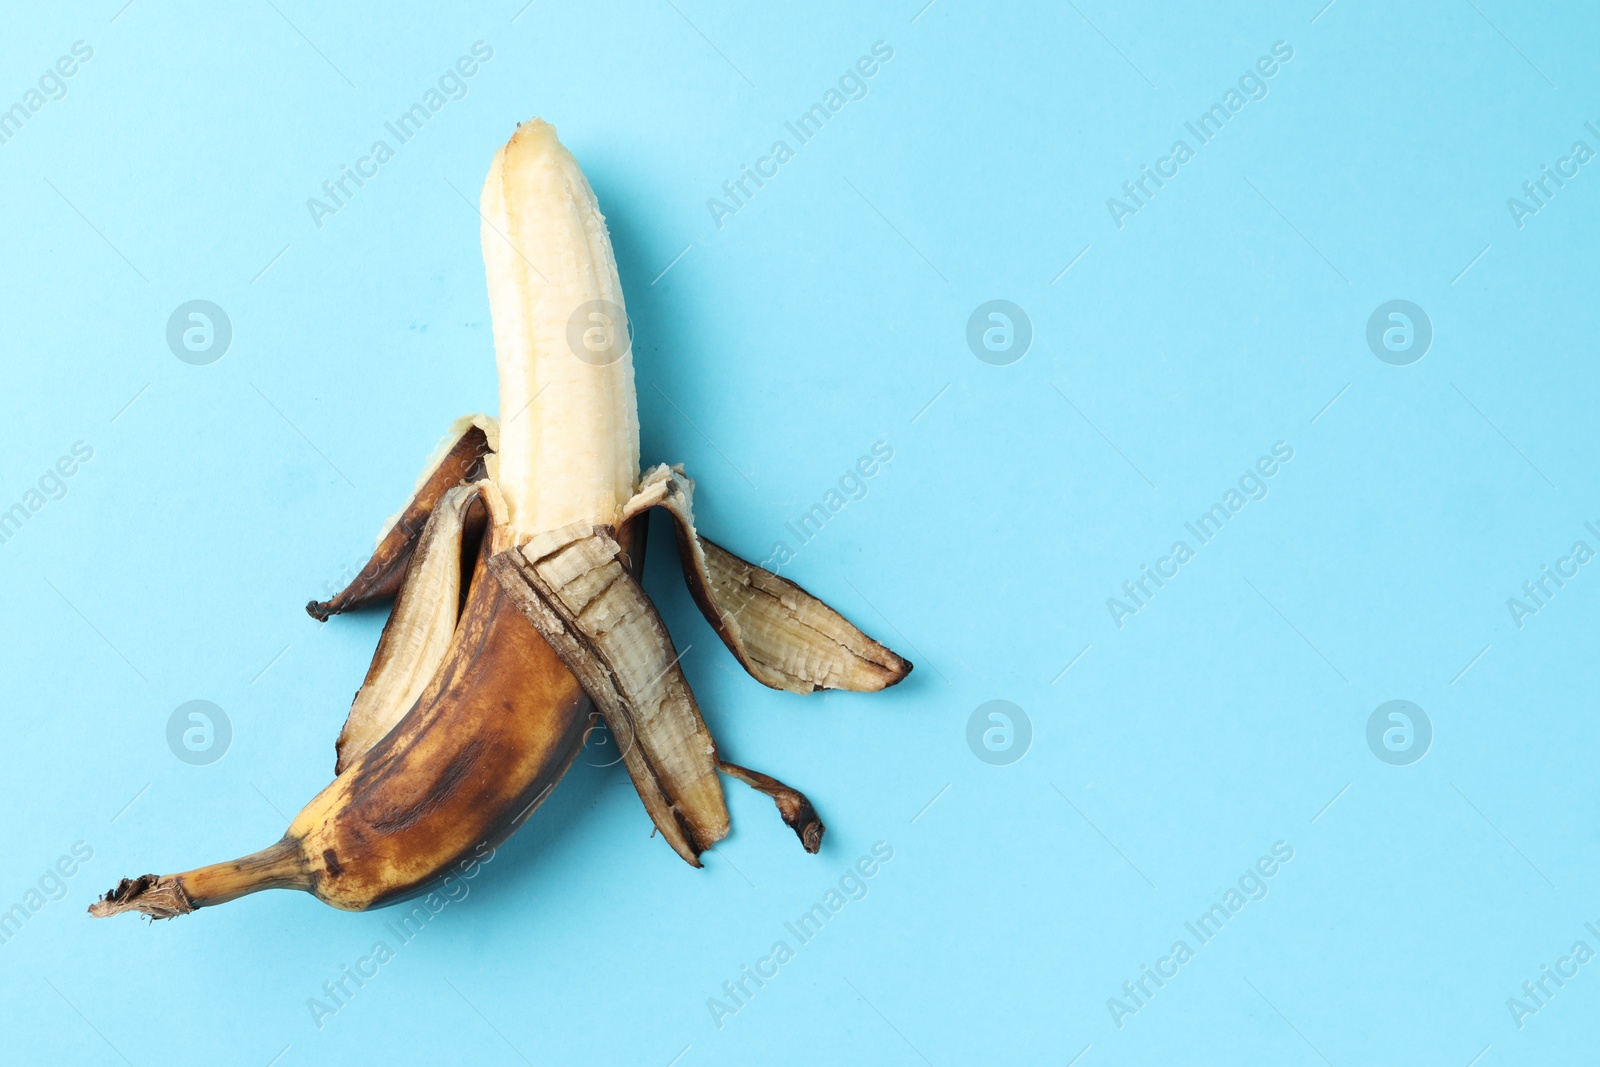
93,119 -> 909,920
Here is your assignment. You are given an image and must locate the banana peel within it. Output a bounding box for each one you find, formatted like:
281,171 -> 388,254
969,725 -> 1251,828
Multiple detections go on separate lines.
92,119 -> 909,920
622,463 -> 910,695
95,482 -> 597,915
306,417 -> 495,621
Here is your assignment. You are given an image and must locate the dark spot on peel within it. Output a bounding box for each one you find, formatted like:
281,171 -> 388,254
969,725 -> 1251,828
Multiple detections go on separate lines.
368,736 -> 489,834
322,849 -> 343,878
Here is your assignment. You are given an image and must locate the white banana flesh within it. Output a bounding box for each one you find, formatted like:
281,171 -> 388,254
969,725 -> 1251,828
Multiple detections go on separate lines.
481,120 -> 640,542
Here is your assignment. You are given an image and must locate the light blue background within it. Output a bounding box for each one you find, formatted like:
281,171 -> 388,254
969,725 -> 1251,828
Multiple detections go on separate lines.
3,1 -> 1597,1064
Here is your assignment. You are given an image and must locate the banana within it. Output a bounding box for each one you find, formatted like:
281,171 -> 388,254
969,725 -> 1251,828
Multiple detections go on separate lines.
93,119 -> 909,921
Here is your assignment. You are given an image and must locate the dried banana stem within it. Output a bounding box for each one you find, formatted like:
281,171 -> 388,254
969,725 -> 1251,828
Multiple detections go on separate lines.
717,760 -> 824,854
89,840 -> 306,918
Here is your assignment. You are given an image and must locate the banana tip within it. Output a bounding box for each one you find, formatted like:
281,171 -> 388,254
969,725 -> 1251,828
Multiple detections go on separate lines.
89,875 -> 193,920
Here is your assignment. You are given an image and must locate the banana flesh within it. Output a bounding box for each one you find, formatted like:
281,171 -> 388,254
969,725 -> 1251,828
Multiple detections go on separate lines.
482,120 -> 639,541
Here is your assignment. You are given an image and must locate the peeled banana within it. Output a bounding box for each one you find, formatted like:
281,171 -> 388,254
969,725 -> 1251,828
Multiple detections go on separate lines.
92,119 -> 909,921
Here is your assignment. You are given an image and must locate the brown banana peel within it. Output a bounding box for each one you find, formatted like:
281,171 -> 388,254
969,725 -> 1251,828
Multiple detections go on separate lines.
306,417 -> 495,621
334,481 -> 484,774
92,119 -> 909,921
622,463 -> 911,695
93,482 -> 596,916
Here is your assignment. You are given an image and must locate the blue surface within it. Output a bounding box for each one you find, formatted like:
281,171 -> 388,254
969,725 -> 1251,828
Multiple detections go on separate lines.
2,1 -> 1598,1064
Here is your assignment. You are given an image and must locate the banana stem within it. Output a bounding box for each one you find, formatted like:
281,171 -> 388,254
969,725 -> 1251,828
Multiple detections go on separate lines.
717,760 -> 825,854
89,838 -> 309,919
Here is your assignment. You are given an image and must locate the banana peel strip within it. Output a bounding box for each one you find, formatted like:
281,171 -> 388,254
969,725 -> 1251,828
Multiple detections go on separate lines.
307,417 -> 496,620
334,483 -> 485,774
488,528 -> 830,860
489,524 -> 729,866
622,464 -> 912,695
